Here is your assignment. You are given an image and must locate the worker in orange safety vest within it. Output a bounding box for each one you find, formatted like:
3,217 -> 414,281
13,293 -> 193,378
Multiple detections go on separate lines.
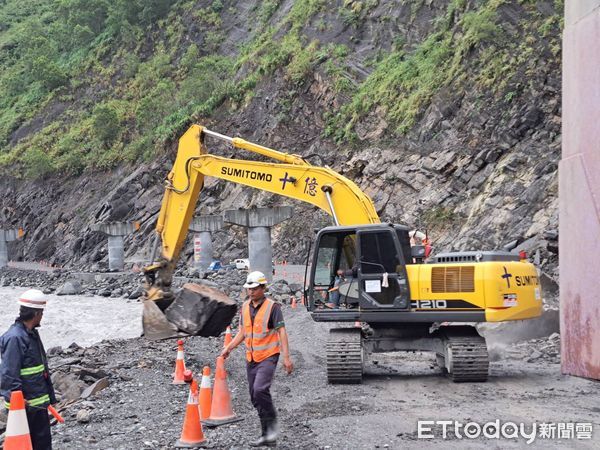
221,271 -> 293,447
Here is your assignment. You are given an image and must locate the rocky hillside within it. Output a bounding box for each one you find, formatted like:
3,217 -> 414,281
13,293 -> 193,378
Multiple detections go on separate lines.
0,0 -> 562,286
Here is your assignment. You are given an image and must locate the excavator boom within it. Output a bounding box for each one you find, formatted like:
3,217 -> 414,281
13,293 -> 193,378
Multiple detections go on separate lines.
156,125 -> 379,262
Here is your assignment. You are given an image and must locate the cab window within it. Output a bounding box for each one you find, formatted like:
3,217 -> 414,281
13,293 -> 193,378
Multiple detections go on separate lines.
359,232 -> 399,274
314,234 -> 337,286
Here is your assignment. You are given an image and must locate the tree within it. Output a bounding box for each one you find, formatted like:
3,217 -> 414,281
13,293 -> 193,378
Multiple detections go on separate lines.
57,0 -> 109,36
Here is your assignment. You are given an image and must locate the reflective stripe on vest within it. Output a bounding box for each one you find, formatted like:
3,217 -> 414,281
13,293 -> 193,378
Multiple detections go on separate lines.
5,393 -> 50,409
251,341 -> 280,351
20,364 -> 45,376
28,394 -> 50,407
242,299 -> 280,363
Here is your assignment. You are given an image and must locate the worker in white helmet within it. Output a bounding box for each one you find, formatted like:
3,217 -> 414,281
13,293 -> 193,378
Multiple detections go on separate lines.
0,289 -> 57,449
221,271 -> 294,447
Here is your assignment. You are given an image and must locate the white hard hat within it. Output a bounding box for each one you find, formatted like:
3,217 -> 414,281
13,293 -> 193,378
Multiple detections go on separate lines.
18,289 -> 47,309
409,230 -> 426,240
243,271 -> 268,288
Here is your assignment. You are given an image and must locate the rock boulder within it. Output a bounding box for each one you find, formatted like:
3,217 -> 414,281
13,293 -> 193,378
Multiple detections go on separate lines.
165,283 -> 237,336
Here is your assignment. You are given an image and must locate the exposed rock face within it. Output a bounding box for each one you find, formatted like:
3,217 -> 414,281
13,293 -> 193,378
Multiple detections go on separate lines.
0,0 -> 560,295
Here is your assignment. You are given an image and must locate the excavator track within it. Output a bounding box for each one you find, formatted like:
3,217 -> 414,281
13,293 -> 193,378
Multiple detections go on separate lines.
445,335 -> 489,382
326,328 -> 363,384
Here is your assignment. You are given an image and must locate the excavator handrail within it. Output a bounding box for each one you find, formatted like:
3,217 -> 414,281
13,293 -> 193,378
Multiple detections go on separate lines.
203,128 -> 311,166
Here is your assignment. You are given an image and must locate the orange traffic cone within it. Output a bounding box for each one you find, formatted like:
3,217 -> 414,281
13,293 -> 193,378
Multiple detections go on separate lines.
173,339 -> 187,385
202,356 -> 243,428
4,390 -> 33,450
174,379 -> 206,448
198,366 -> 212,420
291,296 -> 297,309
223,326 -> 232,348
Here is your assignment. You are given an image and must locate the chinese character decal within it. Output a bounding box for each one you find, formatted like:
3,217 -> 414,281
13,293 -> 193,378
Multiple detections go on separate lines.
304,177 -> 318,196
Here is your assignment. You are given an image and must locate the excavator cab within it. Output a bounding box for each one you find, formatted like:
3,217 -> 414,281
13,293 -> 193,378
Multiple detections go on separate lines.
307,224 -> 413,315
307,224 -> 497,384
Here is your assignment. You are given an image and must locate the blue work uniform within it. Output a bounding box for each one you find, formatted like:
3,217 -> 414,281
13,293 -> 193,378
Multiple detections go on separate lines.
1,320 -> 56,449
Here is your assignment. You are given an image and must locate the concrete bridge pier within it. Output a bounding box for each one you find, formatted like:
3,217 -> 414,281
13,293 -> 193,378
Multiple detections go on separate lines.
561,0 -> 600,380
189,215 -> 224,270
224,206 -> 293,282
91,222 -> 139,271
0,229 -> 23,268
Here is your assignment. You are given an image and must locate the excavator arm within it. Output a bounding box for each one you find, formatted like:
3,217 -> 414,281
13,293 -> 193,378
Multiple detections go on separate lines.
156,125 -> 378,262
142,125 -> 379,336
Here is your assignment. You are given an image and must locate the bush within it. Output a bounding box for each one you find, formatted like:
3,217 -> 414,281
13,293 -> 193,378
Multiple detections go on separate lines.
21,147 -> 55,179
422,206 -> 457,227
135,80 -> 177,133
180,44 -> 199,73
123,134 -> 153,162
92,105 -> 121,146
122,53 -> 140,78
286,40 -> 319,84
154,109 -> 190,143
138,0 -> 176,26
31,56 -> 68,91
211,0 -> 224,13
258,0 -> 280,24
56,150 -> 86,176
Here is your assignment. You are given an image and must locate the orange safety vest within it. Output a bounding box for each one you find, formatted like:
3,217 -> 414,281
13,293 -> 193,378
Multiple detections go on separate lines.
242,298 -> 281,363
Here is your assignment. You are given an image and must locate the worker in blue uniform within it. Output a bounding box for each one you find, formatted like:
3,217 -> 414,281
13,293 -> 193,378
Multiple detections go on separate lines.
1,289 -> 57,450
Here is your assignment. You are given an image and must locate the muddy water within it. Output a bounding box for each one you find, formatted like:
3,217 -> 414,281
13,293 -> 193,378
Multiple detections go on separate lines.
0,287 -> 142,349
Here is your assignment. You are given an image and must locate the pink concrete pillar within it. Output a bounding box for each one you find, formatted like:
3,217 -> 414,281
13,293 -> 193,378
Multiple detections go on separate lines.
560,0 -> 600,379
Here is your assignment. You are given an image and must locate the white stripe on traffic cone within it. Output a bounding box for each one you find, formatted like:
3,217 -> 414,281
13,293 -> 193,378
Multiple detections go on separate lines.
4,390 -> 33,450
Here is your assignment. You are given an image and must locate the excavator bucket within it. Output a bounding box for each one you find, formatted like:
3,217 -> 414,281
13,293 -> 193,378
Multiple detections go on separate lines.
142,300 -> 180,340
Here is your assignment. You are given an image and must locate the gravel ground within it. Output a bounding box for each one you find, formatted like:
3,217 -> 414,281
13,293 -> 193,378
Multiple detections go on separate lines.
36,306 -> 599,450
1,267 -> 597,449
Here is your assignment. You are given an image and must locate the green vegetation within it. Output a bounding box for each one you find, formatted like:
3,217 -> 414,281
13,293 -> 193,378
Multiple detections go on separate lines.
422,206 -> 457,229
256,0 -> 282,25
324,0 -> 562,141
339,0 -> 380,27
0,0 -> 238,177
321,44 -> 353,93
326,0 -> 507,140
0,0 -> 563,178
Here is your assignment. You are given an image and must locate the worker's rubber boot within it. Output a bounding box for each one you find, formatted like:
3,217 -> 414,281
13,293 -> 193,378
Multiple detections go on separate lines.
250,418 -> 275,447
263,417 -> 279,445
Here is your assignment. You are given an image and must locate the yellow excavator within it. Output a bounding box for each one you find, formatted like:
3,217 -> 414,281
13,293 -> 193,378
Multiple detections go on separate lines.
142,124 -> 543,383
